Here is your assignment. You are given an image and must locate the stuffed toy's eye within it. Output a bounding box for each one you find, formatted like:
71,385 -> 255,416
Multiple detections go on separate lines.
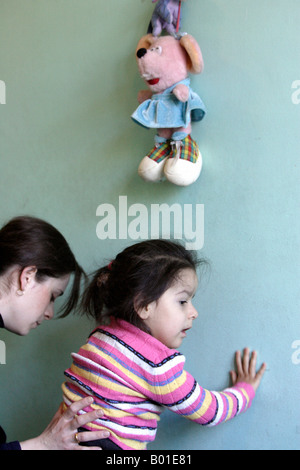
150,46 -> 162,55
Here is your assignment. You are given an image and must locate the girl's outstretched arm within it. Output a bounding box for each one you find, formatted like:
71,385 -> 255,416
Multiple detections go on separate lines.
155,348 -> 266,427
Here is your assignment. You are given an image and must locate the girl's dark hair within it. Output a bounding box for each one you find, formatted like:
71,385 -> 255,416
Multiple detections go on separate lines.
0,216 -> 86,317
82,239 -> 206,332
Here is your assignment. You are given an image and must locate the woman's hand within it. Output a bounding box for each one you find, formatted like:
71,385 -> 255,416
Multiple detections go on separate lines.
20,397 -> 110,450
230,348 -> 266,392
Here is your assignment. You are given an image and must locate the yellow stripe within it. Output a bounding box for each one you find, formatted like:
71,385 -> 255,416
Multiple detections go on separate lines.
69,361 -> 145,399
240,388 -> 250,406
224,393 -> 234,421
184,389 -> 213,420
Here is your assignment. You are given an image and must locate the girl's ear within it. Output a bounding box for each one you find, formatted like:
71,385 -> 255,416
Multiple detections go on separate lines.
134,297 -> 155,321
137,305 -> 150,320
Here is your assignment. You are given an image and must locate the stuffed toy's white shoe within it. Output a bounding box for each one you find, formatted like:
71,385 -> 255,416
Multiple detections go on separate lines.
138,141 -> 171,183
164,136 -> 202,186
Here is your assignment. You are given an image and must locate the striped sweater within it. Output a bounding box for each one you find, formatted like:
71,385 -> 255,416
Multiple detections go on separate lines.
62,318 -> 255,450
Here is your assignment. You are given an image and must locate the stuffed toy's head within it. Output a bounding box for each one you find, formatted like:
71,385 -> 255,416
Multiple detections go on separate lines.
136,34 -> 203,94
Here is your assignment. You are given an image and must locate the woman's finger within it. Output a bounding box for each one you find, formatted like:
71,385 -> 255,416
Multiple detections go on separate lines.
77,429 -> 110,444
75,409 -> 104,429
64,397 -> 94,422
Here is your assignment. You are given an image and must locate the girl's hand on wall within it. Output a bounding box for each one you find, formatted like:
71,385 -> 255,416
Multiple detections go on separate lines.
20,397 -> 110,450
230,348 -> 266,392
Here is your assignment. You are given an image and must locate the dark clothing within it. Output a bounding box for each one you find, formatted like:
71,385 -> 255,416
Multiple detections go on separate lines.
0,316 -> 21,450
78,427 -> 122,450
0,426 -> 21,450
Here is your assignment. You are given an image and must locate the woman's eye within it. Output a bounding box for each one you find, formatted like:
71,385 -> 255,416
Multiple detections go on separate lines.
180,301 -> 188,305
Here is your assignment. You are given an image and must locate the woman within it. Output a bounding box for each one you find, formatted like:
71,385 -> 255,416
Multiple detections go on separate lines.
0,216 -> 110,450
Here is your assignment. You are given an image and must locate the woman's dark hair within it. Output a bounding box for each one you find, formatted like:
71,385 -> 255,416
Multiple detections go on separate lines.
0,216 -> 86,317
82,239 -> 207,332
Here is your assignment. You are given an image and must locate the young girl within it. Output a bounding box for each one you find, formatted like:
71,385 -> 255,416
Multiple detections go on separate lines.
62,240 -> 266,450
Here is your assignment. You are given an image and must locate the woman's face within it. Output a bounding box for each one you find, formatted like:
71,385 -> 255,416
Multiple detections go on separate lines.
3,270 -> 70,335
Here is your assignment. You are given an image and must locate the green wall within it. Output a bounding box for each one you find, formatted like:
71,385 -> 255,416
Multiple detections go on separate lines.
0,0 -> 299,450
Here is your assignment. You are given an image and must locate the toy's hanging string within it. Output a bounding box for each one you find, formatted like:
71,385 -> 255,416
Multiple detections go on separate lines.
176,0 -> 182,34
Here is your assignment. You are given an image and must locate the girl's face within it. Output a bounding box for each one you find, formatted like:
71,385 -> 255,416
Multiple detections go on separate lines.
2,269 -> 70,336
142,268 -> 199,349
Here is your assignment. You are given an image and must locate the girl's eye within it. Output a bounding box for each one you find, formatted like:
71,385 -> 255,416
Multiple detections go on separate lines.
180,301 -> 188,305
50,295 -> 55,303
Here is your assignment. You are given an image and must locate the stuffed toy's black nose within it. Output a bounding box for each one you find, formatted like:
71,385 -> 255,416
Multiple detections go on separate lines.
137,48 -> 147,59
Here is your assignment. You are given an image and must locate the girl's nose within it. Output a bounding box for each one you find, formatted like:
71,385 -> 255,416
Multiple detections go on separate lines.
189,304 -> 198,320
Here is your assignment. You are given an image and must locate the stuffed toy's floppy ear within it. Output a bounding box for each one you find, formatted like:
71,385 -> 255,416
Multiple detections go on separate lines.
180,34 -> 204,74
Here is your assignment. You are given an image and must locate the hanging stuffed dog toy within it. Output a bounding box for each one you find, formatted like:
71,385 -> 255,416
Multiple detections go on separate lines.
132,33 -> 206,186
